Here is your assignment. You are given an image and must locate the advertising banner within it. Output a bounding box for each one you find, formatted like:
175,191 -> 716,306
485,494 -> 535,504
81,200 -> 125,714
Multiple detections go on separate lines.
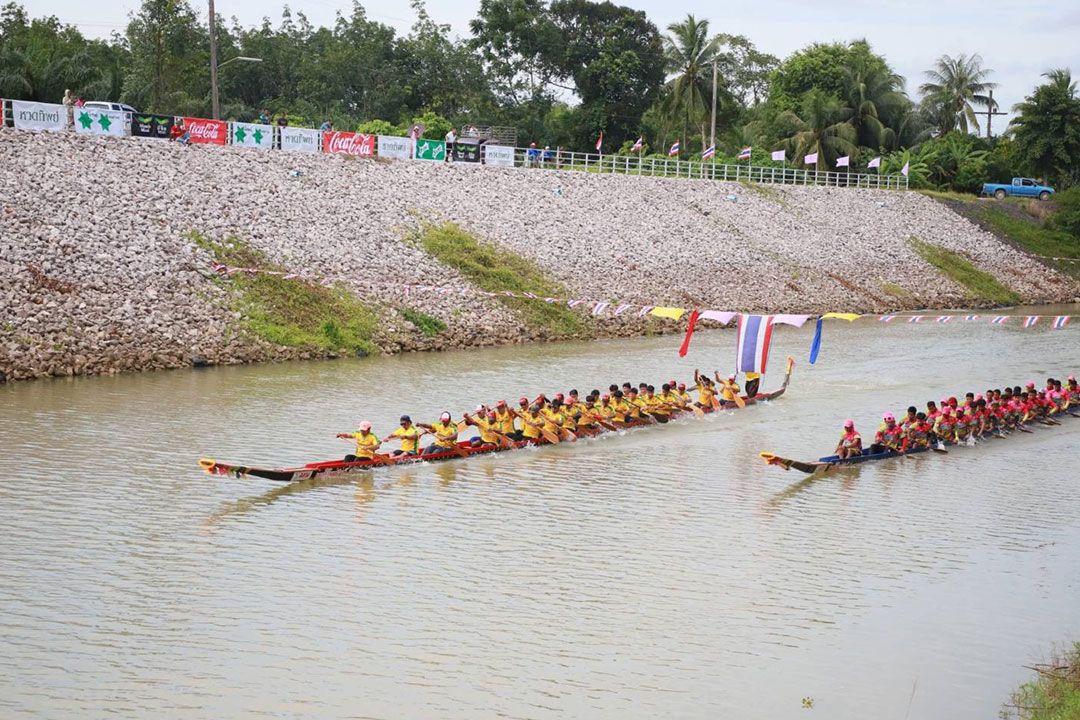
230,121 -> 273,149
12,100 -> 66,131
322,131 -> 375,157
377,135 -> 411,160
74,108 -> 125,137
183,117 -> 227,145
130,114 -> 173,139
452,140 -> 482,163
483,144 -> 515,167
281,126 -> 320,153
414,139 -> 446,162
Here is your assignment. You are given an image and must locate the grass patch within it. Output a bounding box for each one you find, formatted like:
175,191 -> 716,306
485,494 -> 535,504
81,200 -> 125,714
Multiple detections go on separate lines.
400,307 -> 447,337
917,188 -> 978,204
191,231 -> 379,355
413,221 -> 585,336
908,236 -> 1021,305
1003,642 -> 1080,720
976,205 -> 1080,261
880,281 -> 912,298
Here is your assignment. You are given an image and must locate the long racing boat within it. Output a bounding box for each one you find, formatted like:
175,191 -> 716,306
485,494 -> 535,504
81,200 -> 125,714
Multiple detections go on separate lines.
760,409 -> 1077,477
201,357 -> 795,483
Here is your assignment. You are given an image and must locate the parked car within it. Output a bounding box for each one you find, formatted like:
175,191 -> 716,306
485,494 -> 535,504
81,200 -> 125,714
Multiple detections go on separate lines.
81,101 -> 138,115
981,177 -> 1055,201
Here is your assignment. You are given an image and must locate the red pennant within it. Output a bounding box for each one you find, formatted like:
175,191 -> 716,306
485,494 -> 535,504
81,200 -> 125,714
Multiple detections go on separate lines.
678,309 -> 700,357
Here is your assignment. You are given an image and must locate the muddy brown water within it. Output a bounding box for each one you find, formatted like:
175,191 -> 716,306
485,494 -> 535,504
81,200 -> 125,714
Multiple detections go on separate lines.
2,305 -> 1079,718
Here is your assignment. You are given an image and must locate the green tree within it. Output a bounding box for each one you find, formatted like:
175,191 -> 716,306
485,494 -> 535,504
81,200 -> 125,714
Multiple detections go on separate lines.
469,0 -> 561,105
767,40 -> 890,111
122,0 -> 207,113
712,34 -> 777,107
1009,68 -> 1080,188
841,57 -> 907,149
918,53 -> 996,136
659,14 -> 724,155
778,88 -> 856,168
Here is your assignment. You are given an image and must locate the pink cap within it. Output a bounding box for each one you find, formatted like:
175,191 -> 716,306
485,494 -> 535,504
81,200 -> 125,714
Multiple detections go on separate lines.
475,404 -> 485,413
358,420 -> 372,431
1026,382 -> 1035,389
883,412 -> 895,422
440,412 -> 451,421
1069,375 -> 1076,382
975,394 -> 984,401
843,419 -> 854,428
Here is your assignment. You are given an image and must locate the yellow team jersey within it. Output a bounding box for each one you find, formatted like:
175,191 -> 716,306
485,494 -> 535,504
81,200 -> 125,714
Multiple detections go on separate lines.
541,409 -> 564,432
352,431 -> 381,459
576,405 -> 595,426
645,395 -> 668,415
677,389 -> 691,403
474,418 -> 500,444
662,392 -> 681,407
494,408 -> 517,434
610,400 -> 629,421
431,420 -> 458,448
719,383 -> 737,401
388,426 -> 420,453
521,412 -> 543,439
697,383 -> 715,405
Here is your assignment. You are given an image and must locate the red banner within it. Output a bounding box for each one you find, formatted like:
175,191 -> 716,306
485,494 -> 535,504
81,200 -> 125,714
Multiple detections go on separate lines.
322,131 -> 374,157
182,117 -> 227,145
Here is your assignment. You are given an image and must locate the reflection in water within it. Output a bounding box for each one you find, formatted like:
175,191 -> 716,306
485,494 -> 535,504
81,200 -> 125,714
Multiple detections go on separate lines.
1,310 -> 1079,720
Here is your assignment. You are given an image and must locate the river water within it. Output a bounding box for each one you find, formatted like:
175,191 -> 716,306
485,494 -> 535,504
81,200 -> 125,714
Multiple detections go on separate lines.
2,306 -> 1079,719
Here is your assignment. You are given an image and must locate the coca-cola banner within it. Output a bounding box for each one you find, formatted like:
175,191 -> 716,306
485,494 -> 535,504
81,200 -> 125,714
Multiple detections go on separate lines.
281,126 -> 320,153
377,135 -> 411,160
12,100 -> 66,131
130,113 -> 173,139
322,131 -> 374,157
183,117 -> 227,145
483,144 -> 516,167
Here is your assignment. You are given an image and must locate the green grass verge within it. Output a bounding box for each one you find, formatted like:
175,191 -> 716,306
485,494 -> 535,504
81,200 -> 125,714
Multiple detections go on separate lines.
1003,642 -> 1080,720
400,307 -> 447,337
908,237 -> 1021,305
880,282 -> 912,298
975,205 -> 1080,261
414,222 -> 585,336
191,232 -> 379,355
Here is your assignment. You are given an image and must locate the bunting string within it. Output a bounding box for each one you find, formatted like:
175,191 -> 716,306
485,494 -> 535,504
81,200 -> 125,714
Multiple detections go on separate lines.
208,262 -> 1074,330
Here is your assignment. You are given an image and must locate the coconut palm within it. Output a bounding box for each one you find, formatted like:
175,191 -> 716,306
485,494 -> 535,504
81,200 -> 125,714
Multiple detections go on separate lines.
919,53 -> 997,136
659,14 -> 725,155
778,89 -> 857,167
841,59 -> 907,149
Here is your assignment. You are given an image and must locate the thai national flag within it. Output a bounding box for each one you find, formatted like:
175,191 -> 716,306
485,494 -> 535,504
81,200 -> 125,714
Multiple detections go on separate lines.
737,146 -> 752,160
935,315 -> 951,323
908,315 -> 923,323
735,314 -> 775,374
668,141 -> 680,156
701,145 -> 715,159
1052,315 -> 1070,329
991,316 -> 1009,324
879,315 -> 896,323
965,314 -> 980,321
1023,315 -> 1039,327
631,136 -> 643,152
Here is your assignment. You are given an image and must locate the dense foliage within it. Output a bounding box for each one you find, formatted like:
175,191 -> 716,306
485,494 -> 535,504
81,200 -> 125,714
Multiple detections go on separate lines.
1,0 -> 1077,189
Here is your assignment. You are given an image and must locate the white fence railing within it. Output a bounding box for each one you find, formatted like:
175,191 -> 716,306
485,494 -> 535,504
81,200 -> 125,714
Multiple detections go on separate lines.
1,98 -> 909,190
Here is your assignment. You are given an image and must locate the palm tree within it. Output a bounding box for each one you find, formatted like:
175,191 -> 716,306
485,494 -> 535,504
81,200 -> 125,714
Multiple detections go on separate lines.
841,59 -> 906,149
919,53 -> 996,136
779,89 -> 857,168
660,14 -> 724,155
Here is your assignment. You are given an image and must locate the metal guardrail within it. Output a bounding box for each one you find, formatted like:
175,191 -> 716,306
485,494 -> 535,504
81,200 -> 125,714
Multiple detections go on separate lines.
1,98 -> 908,190
510,146 -> 909,190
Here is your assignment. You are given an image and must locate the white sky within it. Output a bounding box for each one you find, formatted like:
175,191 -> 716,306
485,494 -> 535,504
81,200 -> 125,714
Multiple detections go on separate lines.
21,0 -> 1080,132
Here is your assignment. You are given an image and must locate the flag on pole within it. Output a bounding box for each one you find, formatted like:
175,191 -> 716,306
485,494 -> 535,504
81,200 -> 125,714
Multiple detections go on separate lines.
771,149 -> 786,162
737,146 -> 752,160
867,156 -> 881,169
836,155 -> 850,167
901,161 -> 910,177
804,152 -> 818,165
631,136 -> 643,152
735,314 -> 775,374
595,132 -> 603,152
668,140 -> 680,156
701,145 -> 715,159
1052,315 -> 1070,329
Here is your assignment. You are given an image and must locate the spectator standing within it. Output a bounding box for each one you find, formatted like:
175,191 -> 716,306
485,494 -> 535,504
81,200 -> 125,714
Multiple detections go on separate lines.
62,89 -> 75,129
445,127 -> 456,162
319,119 -> 333,132
542,145 -> 553,167
275,111 -> 288,148
258,109 -> 270,125
526,142 -> 540,167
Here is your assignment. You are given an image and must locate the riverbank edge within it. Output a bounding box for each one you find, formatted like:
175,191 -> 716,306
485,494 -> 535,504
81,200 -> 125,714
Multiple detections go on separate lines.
1002,641 -> 1080,719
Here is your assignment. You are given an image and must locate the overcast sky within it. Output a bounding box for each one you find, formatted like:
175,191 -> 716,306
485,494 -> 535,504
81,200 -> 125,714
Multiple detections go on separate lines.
21,0 -> 1080,132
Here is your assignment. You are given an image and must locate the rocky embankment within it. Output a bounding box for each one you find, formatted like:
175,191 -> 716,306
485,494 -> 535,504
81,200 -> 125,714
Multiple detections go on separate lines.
1,130 -> 1076,382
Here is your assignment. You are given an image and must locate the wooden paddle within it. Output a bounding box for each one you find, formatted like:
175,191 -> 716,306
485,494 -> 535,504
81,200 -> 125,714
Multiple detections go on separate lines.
721,379 -> 746,409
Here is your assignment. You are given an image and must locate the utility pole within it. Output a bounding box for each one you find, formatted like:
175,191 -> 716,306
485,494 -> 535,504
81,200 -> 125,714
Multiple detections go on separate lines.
983,89 -> 1007,139
209,0 -> 220,120
709,60 -> 717,151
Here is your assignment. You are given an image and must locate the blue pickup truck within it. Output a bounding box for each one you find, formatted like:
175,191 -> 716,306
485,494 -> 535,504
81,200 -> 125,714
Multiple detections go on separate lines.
981,177 -> 1055,200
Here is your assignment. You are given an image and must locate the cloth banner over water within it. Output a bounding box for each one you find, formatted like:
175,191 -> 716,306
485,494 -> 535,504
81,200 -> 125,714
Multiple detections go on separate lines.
735,314 -> 775,374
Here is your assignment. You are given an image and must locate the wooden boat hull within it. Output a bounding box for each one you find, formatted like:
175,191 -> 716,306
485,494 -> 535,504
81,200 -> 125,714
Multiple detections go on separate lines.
201,358 -> 796,483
